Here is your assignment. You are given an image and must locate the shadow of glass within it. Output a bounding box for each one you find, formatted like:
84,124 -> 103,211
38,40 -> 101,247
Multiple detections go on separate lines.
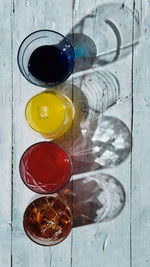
66,33 -> 97,72
60,173 -> 125,227
54,70 -> 120,155
53,81 -> 89,147
71,116 -> 131,174
73,70 -> 120,114
53,72 -> 128,174
66,3 -> 141,72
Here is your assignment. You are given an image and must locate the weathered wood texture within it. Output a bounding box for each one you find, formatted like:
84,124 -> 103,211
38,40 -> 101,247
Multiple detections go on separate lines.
0,1 -> 12,266
132,1 -> 150,266
0,0 -> 149,266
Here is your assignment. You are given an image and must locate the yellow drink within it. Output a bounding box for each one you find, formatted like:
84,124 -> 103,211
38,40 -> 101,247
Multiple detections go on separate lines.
25,91 -> 74,139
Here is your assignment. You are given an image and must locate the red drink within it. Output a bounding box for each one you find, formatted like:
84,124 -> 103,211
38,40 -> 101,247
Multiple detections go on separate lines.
23,195 -> 72,246
19,142 -> 72,194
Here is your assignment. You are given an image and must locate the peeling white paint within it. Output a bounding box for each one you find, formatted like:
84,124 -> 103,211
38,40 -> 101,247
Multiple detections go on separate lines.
102,234 -> 109,253
25,0 -> 29,7
74,0 -> 80,13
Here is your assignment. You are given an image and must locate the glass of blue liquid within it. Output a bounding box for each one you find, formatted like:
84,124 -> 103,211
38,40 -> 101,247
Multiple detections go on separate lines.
17,30 -> 75,87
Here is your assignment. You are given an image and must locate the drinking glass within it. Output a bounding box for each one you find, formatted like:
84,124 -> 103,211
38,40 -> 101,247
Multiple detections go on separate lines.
23,195 -> 72,246
19,142 -> 73,194
25,90 -> 74,139
17,30 -> 75,87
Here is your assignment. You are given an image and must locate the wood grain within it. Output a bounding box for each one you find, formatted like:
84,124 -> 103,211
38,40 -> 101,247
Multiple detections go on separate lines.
0,0 -> 148,266
132,1 -> 150,266
0,0 -> 12,266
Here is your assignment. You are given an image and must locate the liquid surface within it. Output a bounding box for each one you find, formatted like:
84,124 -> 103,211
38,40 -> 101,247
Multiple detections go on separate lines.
25,92 -> 66,134
20,142 -> 72,193
23,196 -> 72,246
28,45 -> 69,83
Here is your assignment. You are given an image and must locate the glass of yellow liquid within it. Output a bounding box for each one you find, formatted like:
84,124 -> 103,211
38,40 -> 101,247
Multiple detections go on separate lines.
25,90 -> 74,139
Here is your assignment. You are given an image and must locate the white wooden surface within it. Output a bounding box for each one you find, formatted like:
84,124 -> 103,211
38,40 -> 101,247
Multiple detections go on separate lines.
0,1 -> 11,266
0,0 -> 149,266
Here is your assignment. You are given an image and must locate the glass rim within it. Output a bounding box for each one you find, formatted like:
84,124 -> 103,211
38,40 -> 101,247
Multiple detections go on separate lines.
19,141 -> 73,194
23,194 -> 73,246
25,91 -> 70,135
17,29 -> 75,88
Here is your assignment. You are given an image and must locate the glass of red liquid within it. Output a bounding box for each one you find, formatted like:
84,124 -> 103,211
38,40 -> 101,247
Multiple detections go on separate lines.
19,142 -> 72,194
23,195 -> 72,246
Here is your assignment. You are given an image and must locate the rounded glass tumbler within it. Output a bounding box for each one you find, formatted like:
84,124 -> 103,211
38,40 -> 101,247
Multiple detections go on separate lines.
17,30 -> 75,87
19,142 -> 73,194
23,195 -> 72,246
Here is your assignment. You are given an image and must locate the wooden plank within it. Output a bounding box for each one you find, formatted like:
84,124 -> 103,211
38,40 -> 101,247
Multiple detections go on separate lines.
0,0 -> 12,266
12,0 -> 72,266
71,0 -> 135,266
132,1 -> 150,266
10,0 -> 149,266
